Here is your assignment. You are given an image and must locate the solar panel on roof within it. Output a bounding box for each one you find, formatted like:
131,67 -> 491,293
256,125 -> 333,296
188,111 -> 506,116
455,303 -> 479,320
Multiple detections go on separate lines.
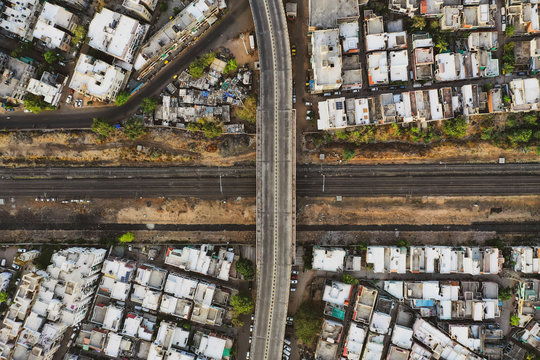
336,102 -> 343,110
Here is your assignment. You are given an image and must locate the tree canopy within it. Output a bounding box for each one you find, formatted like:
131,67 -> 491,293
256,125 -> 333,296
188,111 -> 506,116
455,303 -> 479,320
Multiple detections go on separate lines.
123,118 -> 147,140
115,91 -> 130,106
294,302 -> 322,345
140,97 -> 158,114
91,118 -> 116,139
411,16 -> 426,30
230,293 -> 255,314
498,287 -> 513,301
0,291 -> 8,303
118,232 -> 134,243
341,274 -> 358,285
442,116 -> 468,138
510,314 -> 520,327
186,118 -> 223,138
189,52 -> 216,78
224,59 -> 238,74
72,25 -> 87,46
44,50 -> 61,64
235,258 -> 255,280
236,95 -> 257,123
24,94 -> 54,113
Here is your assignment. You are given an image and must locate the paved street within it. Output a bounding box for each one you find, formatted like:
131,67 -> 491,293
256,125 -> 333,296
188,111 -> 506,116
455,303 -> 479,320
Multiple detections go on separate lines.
249,0 -> 294,357
0,0 -> 252,129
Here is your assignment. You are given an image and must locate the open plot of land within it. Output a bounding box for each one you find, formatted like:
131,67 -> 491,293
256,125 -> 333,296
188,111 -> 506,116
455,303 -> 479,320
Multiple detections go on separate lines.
0,129 -> 255,167
297,196 -> 540,225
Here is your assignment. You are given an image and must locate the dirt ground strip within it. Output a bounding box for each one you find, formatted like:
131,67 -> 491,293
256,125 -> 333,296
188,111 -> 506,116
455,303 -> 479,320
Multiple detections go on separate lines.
297,196 -> 540,226
0,129 -> 255,167
0,197 -> 256,226
299,139 -> 540,165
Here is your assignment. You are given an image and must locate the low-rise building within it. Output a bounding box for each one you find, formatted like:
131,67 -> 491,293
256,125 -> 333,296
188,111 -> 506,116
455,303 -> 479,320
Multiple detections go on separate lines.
311,29 -> 342,92
122,0 -> 158,21
88,8 -> 149,65
352,286 -> 377,324
69,54 -> 127,101
312,247 -> 346,272
509,78 -> 540,112
164,245 -> 234,281
192,330 -> 233,360
440,5 -> 494,30
32,2 -> 79,51
0,52 -> 36,103
0,0 -> 41,40
512,246 -> 540,273
26,71 -> 66,106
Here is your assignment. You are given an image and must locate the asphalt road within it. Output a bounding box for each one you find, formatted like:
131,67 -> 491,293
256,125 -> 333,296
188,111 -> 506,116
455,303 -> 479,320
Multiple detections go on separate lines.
0,0 -> 252,129
249,0 -> 294,357
1,173 -> 539,197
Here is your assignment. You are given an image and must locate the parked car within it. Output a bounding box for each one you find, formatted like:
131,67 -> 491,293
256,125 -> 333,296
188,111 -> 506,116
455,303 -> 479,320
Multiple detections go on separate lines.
291,44 -> 296,56
290,279 -> 298,284
0,259 -> 5,267
291,274 -> 298,280
66,95 -> 72,104
12,264 -> 20,270
323,92 -> 331,96
290,286 -> 296,292
305,102 -> 312,106
291,270 -> 299,275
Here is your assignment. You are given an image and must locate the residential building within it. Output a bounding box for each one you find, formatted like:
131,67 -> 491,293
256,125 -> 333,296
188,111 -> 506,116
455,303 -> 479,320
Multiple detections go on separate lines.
367,52 -> 389,86
367,247 -> 407,273
343,323 -> 367,359
312,247 -> 346,272
352,286 -> 377,324
135,264 -> 167,290
26,72 -> 66,106
149,321 -> 190,359
323,281 -> 353,321
134,0 -> 221,71
122,0 -> 158,21
314,319 -> 343,360
164,245 -> 234,281
69,54 -> 127,101
308,0 -> 359,29
512,246 -> 540,273
192,330 -> 233,360
317,97 -> 347,130
88,8 -> 149,64
518,320 -> 540,351
440,5 -> 494,30
0,273 -> 11,292
0,52 -> 36,103
32,2 -> 79,52
389,0 -> 418,17
0,0 -> 41,40
509,78 -> 540,112
389,50 -> 409,82
420,0 -> 444,16
412,33 -> 434,81
412,319 -> 484,360
311,29 -> 342,92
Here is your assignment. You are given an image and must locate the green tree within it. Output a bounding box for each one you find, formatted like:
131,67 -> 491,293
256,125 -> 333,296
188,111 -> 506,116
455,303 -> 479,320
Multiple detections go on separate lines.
0,291 -> 8,303
341,274 -> 358,285
505,25 -> 515,37
503,42 -> 515,52
186,118 -> 223,138
235,258 -> 255,280
498,287 -> 513,301
173,6 -> 181,15
230,293 -> 255,314
159,1 -> 168,11
294,302 -> 322,345
523,114 -> 538,126
342,148 -> 355,161
200,52 -> 215,67
507,129 -> 532,145
71,25 -> 87,46
231,318 -> 244,327
140,97 -> 158,114
23,94 -> 54,113
189,61 -> 205,78
224,59 -> 238,74
502,62 -> 515,74
115,91 -> 130,106
91,118 -> 116,139
510,314 -> 520,327
411,16 -> 426,30
10,47 -> 22,58
123,118 -> 146,140
44,50 -> 61,64
442,116 -> 468,138
435,38 -> 449,52
236,96 -> 257,123
118,232 -> 134,243
396,239 -> 411,248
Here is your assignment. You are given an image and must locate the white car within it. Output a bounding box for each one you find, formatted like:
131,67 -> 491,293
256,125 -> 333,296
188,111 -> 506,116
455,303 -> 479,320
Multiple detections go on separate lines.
66,95 -> 72,104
